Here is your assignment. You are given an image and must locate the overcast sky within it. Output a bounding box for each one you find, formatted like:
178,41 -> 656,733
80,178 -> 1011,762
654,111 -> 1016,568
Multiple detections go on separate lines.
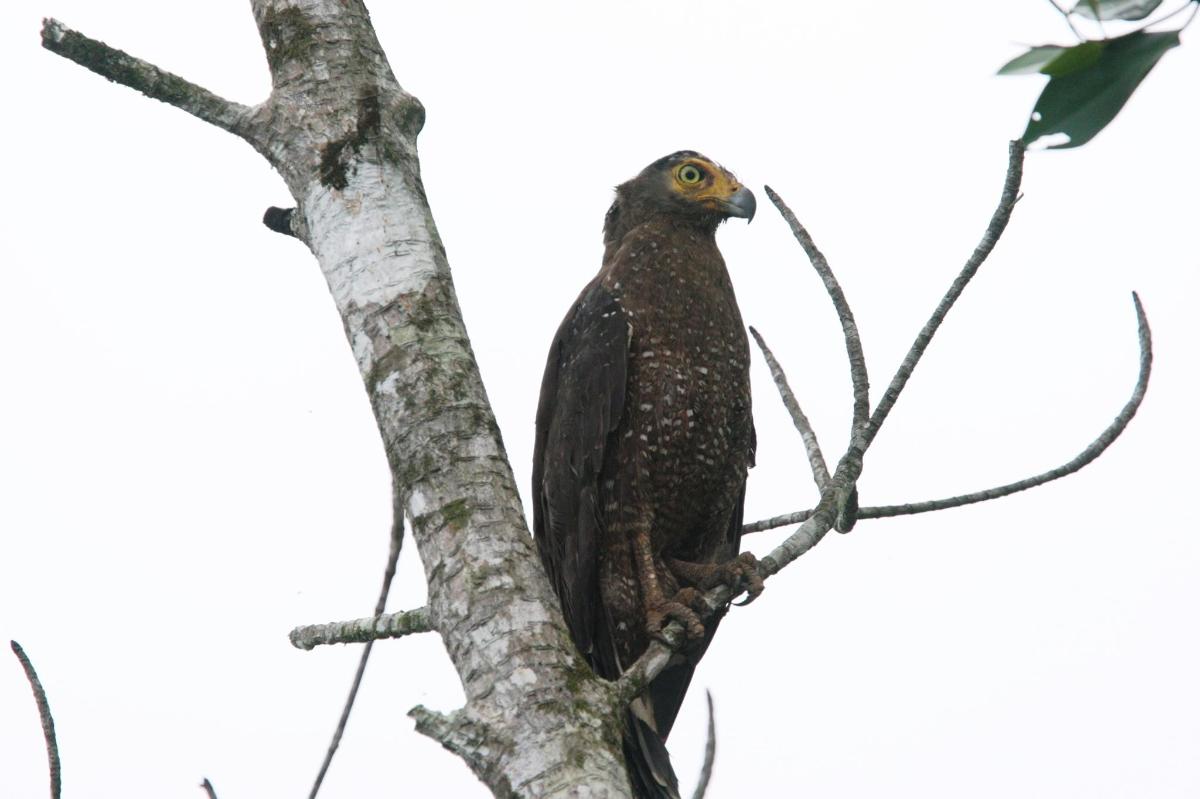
2,2 -> 1198,797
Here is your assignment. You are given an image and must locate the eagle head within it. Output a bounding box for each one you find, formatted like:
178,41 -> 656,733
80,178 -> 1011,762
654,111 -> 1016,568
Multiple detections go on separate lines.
604,151 -> 755,248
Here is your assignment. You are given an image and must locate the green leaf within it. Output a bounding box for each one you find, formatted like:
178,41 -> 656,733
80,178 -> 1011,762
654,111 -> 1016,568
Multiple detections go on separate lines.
998,41 -> 1105,76
1069,0 -> 1164,21
1021,30 -> 1180,149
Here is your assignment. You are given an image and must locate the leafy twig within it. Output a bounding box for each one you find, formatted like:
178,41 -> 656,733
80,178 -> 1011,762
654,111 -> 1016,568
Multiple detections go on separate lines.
1047,0 -> 1088,40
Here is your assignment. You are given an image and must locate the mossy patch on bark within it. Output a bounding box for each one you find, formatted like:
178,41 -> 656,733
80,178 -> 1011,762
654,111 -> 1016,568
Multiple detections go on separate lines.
259,6 -> 316,75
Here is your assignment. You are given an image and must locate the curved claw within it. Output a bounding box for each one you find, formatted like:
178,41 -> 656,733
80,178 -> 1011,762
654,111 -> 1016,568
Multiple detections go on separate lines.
646,596 -> 706,642
723,552 -> 764,606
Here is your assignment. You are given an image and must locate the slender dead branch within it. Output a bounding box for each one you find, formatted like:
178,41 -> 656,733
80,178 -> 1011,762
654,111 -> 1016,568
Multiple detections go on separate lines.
865,141 -> 1025,448
764,185 -> 872,531
860,292 -> 1151,518
742,508 -> 814,533
289,606 -> 432,650
690,691 -> 718,799
307,517 -> 406,799
200,778 -> 219,799
10,641 -> 61,799
743,292 -> 1151,533
749,326 -> 831,491
40,19 -> 255,139
764,186 -> 871,435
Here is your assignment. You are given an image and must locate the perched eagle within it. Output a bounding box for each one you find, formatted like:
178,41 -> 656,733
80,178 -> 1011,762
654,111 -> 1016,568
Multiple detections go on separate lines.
533,152 -> 760,798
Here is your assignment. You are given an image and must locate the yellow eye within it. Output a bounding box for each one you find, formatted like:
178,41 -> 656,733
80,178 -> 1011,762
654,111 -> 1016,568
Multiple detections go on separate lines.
677,164 -> 704,185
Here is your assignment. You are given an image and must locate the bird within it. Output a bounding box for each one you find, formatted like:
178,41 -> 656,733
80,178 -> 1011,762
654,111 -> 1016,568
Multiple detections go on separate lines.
532,151 -> 760,798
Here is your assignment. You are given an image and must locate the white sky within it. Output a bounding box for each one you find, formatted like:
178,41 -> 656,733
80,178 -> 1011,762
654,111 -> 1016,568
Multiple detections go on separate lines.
2,2 -> 1198,797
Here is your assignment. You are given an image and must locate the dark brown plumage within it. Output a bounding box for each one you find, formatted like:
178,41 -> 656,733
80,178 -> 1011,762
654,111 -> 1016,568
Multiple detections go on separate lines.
533,151 -> 759,798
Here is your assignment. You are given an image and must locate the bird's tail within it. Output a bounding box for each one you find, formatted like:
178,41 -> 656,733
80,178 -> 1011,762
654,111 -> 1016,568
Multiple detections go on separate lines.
625,708 -> 680,799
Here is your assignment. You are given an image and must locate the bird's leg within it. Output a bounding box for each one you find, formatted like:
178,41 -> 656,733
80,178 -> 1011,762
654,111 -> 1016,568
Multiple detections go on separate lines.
634,528 -> 706,641
667,552 -> 764,606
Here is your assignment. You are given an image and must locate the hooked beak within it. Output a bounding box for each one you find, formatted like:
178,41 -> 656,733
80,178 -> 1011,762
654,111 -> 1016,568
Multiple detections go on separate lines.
723,185 -> 757,222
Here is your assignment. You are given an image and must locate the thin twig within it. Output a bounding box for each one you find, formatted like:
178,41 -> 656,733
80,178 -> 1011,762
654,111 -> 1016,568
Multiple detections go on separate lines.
10,641 -> 61,799
40,18 -> 254,139
742,509 -> 813,534
865,141 -> 1025,449
764,187 -> 871,436
200,777 -> 219,799
690,691 -> 717,799
749,326 -> 830,491
307,515 -> 406,798
1046,0 -> 1087,39
860,292 -> 1151,518
743,292 -> 1151,532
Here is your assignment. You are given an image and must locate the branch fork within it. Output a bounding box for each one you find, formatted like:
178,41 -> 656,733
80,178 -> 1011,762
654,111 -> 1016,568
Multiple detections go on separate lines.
617,139 -> 1151,696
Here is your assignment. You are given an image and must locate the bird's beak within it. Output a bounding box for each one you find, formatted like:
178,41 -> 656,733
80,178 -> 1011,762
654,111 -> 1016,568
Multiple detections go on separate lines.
724,186 -> 757,222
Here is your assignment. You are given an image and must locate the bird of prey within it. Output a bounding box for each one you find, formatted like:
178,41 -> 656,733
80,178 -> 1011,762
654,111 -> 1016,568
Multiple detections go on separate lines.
533,151 -> 760,798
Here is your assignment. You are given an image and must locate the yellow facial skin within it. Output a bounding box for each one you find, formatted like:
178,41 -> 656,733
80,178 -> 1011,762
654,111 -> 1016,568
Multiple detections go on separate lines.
668,157 -> 746,212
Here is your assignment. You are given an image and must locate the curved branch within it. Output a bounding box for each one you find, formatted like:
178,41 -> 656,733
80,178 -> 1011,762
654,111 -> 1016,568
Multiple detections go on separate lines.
40,19 -> 256,140
750,326 -> 830,491
764,186 -> 871,436
10,641 -> 61,799
289,606 -> 432,650
200,778 -> 220,799
743,292 -> 1151,533
690,691 -> 717,799
861,292 -> 1151,518
865,141 -> 1025,448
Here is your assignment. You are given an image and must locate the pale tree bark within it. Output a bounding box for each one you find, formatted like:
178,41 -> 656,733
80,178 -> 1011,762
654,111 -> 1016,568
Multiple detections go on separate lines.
45,2 -> 629,796
38,3 -> 1154,798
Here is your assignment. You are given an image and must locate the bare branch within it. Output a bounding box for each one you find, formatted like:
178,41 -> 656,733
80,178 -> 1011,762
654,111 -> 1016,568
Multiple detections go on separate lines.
10,641 -> 61,799
200,778 -> 219,799
744,292 -> 1151,533
749,326 -> 830,491
289,606 -> 432,650
690,691 -> 717,799
860,292 -> 1152,518
308,516 -> 406,799
742,509 -> 813,534
764,186 -> 871,436
865,141 -> 1025,449
40,18 -> 255,140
